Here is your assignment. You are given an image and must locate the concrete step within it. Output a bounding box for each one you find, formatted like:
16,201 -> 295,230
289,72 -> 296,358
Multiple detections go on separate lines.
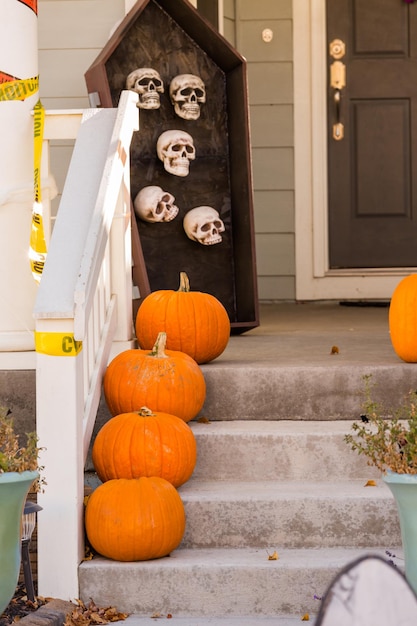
199,348 -> 416,421
188,421 -> 379,481
79,547 -> 402,618
81,416 -> 403,623
123,616 -> 314,625
178,479 -> 400,549
86,420 -> 380,480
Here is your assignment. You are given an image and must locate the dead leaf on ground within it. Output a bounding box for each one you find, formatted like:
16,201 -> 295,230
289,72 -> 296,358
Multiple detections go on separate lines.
364,479 -> 377,487
267,550 -> 279,560
197,416 -> 211,424
301,613 -> 310,621
64,599 -> 128,626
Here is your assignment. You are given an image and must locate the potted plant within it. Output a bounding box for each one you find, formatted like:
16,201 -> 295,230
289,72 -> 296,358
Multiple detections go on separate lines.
345,375 -> 417,594
0,405 -> 43,615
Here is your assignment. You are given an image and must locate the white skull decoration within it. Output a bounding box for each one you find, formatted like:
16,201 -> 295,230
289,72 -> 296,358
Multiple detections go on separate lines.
134,186 -> 179,223
169,74 -> 206,120
183,206 -> 225,245
156,130 -> 196,177
126,68 -> 164,109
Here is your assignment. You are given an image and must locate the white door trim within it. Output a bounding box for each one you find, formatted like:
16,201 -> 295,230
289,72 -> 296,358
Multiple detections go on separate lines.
293,0 -> 413,301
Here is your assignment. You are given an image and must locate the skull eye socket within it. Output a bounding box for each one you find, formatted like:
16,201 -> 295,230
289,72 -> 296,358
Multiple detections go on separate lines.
137,78 -> 162,89
161,194 -> 171,203
213,221 -> 222,229
201,223 -> 212,232
179,87 -> 194,97
155,202 -> 165,214
171,143 -> 194,154
179,87 -> 205,98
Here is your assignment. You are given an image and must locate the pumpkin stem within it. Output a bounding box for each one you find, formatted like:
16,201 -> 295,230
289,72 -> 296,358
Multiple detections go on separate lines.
138,406 -> 155,416
149,331 -> 169,358
178,272 -> 191,293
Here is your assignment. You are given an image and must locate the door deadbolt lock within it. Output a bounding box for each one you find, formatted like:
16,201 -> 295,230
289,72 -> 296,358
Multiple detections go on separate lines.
329,39 -> 345,60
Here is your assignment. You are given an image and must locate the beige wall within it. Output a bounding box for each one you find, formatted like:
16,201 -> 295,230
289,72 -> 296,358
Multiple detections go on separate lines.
38,0 -> 295,301
38,0 -> 125,215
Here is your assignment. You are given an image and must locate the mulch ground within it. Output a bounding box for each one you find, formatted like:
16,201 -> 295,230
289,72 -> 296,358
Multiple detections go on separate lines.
0,584 -> 129,626
0,584 -> 49,625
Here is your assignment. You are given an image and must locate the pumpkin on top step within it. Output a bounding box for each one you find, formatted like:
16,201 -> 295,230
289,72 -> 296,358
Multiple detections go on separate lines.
136,271 -> 231,364
84,476 -> 186,561
92,407 -> 197,487
389,274 -> 417,362
103,331 -> 206,422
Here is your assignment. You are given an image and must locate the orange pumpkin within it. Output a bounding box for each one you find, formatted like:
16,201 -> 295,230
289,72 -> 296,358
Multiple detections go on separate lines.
84,477 -> 186,561
92,407 -> 197,487
103,332 -> 206,422
389,274 -> 417,362
136,272 -> 230,364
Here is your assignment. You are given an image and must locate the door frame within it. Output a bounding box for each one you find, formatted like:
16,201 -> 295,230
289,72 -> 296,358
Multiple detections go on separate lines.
293,0 -> 415,300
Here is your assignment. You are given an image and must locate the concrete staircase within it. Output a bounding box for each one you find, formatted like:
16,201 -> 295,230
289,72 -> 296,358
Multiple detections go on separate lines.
80,302 -> 407,624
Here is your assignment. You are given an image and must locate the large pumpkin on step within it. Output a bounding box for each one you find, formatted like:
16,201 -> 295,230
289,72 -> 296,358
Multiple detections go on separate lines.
103,332 -> 206,422
84,477 -> 186,561
92,407 -> 197,487
389,274 -> 417,362
136,272 -> 231,364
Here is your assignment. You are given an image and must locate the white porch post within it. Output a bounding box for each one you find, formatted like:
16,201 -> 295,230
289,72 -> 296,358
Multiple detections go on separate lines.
0,0 -> 53,352
36,337 -> 85,601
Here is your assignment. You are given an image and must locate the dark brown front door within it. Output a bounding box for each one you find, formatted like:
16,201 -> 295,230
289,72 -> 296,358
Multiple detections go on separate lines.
327,0 -> 417,268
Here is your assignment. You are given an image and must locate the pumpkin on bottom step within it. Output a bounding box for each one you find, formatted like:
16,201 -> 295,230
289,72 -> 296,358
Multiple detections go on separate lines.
92,407 -> 197,487
84,476 -> 186,561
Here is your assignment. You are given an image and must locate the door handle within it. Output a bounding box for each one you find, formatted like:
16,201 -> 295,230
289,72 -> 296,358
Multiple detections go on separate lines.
329,40 -> 346,141
333,89 -> 344,140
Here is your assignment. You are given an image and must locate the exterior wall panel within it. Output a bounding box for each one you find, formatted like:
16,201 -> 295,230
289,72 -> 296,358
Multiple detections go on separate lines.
252,148 -> 294,190
239,20 -> 292,61
247,63 -> 293,104
239,0 -> 291,20
254,190 -> 294,232
233,0 -> 295,300
38,0 -> 125,215
250,104 -> 293,147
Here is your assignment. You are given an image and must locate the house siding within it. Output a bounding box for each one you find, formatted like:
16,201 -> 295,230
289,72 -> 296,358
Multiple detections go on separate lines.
38,0 -> 295,301
233,0 -> 295,301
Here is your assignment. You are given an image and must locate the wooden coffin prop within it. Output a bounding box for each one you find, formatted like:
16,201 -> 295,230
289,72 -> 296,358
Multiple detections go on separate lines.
85,0 -> 259,333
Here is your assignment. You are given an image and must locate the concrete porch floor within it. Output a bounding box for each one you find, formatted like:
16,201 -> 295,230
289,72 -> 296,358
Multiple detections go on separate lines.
192,299 -> 417,422
222,300 -> 395,366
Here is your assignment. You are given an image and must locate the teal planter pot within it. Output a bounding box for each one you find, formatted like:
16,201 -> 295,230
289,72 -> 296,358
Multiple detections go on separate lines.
0,471 -> 38,615
384,471 -> 417,594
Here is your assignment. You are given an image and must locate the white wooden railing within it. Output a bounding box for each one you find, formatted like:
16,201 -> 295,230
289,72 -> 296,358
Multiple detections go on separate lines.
33,90 -> 139,600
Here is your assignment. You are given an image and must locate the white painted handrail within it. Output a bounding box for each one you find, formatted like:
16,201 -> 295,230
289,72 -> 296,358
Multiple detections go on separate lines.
33,90 -> 139,600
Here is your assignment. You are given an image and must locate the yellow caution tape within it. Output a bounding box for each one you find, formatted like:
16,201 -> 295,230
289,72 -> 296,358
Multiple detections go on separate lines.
0,75 -> 39,102
30,99 -> 47,282
33,99 -> 43,202
35,332 -> 83,356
